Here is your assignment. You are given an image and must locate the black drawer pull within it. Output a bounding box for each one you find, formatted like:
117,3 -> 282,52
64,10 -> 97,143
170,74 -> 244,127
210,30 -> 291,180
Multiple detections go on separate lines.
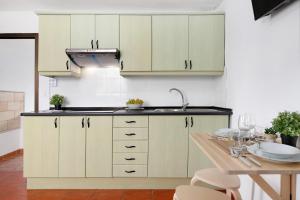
190,60 -> 192,70
185,60 -> 188,69
125,133 -> 136,136
54,118 -> 58,128
81,118 -> 85,128
125,121 -> 136,124
125,170 -> 136,173
125,145 -> 136,149
87,118 -> 90,128
125,158 -> 136,161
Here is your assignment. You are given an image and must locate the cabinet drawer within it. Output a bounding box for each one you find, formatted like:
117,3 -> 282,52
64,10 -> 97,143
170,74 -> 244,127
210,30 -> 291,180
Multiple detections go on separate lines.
113,116 -> 148,128
113,165 -> 147,177
113,153 -> 148,165
113,128 -> 148,140
113,141 -> 148,153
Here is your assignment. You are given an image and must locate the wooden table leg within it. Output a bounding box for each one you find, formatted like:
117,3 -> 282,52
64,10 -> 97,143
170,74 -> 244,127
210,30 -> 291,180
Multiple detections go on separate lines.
281,174 -> 291,200
249,175 -> 281,200
291,174 -> 297,200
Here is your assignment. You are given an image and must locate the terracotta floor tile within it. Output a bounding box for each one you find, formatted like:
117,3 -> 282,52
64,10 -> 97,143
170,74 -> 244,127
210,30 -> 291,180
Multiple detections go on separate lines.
123,189 -> 153,200
90,189 -> 124,200
153,190 -> 175,200
61,189 -> 97,200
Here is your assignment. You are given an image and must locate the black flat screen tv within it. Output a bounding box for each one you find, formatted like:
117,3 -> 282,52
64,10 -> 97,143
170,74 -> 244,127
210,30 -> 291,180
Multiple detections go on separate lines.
251,0 -> 291,20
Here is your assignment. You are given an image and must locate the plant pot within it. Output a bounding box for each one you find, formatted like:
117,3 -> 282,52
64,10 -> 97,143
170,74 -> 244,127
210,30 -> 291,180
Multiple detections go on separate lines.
264,134 -> 277,142
54,104 -> 62,110
280,134 -> 299,147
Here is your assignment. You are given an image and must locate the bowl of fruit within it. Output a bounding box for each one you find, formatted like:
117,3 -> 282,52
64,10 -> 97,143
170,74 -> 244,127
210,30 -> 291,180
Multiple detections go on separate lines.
126,98 -> 144,109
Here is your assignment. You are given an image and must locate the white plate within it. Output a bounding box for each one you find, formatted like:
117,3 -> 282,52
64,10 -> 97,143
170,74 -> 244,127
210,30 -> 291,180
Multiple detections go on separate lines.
247,144 -> 300,163
251,142 -> 300,159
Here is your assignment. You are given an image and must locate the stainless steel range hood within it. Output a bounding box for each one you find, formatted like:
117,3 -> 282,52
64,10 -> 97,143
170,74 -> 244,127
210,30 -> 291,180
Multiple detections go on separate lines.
66,48 -> 120,68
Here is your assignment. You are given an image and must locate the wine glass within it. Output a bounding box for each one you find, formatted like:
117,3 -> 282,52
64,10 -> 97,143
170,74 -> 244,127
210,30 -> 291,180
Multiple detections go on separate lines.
238,114 -> 256,145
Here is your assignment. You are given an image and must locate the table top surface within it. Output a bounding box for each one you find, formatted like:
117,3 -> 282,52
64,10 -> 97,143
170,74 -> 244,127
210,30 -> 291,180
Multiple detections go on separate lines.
191,133 -> 300,175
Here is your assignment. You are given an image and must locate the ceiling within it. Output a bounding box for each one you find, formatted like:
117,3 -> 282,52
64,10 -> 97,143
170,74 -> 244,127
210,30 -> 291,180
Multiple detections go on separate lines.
0,0 -> 223,11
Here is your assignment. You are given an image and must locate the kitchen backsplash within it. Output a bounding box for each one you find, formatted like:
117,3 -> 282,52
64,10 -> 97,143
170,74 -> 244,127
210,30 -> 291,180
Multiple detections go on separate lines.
49,67 -> 226,107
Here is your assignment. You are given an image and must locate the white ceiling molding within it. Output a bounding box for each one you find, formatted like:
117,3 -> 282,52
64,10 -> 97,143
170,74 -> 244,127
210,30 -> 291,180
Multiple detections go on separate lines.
0,0 -> 223,11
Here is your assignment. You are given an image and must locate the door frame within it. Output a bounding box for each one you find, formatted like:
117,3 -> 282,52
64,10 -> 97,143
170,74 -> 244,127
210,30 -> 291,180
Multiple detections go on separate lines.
0,33 -> 39,111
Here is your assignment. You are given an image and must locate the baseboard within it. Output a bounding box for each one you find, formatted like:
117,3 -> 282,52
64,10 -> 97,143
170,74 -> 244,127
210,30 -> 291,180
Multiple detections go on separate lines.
0,149 -> 23,161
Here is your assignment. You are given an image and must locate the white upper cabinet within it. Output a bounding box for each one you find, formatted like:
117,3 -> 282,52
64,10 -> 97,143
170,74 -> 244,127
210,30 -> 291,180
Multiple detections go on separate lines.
189,15 -> 225,71
71,15 -> 119,49
39,15 -> 71,72
120,15 -> 152,72
152,15 -> 189,71
95,15 -> 119,48
71,15 -> 95,48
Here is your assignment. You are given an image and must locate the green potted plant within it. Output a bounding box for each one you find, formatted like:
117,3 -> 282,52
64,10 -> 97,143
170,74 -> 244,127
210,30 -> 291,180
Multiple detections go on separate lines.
272,111 -> 300,147
50,94 -> 64,110
264,127 -> 277,142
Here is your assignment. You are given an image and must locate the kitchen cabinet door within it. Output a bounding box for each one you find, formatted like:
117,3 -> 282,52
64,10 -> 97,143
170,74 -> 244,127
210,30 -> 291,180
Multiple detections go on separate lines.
96,15 -> 119,48
188,115 -> 228,177
23,117 -> 59,177
86,116 -> 113,177
148,116 -> 189,177
39,15 -> 71,72
59,117 -> 86,177
152,15 -> 189,71
120,15 -> 151,72
189,15 -> 225,72
71,15 -> 95,48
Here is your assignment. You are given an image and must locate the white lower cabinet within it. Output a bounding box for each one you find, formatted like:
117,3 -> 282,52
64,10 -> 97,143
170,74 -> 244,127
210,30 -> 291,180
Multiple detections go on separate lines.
59,116 -> 86,177
188,115 -> 229,177
148,116 -> 189,177
59,116 -> 113,178
86,116 -> 113,177
148,115 -> 229,178
23,114 -> 229,180
23,117 -> 59,177
112,116 -> 149,177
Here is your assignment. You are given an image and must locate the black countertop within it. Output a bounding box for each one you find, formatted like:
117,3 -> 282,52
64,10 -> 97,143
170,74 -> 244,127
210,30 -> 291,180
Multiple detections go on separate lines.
21,106 -> 233,116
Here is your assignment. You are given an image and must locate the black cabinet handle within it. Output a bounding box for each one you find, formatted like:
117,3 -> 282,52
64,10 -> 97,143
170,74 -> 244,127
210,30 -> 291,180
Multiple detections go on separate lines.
125,133 -> 136,136
81,118 -> 85,128
125,121 -> 136,124
96,40 -> 99,49
87,118 -> 90,128
185,117 -> 188,128
185,60 -> 188,69
125,145 -> 136,149
125,170 -> 136,173
121,61 -> 124,70
125,158 -> 136,161
54,118 -> 58,128
91,40 -> 94,49
191,117 -> 194,127
190,60 -> 192,70
66,60 -> 69,70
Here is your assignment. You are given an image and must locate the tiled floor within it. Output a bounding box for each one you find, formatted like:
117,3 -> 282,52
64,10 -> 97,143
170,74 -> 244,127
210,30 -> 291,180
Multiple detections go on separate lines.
0,154 -> 174,200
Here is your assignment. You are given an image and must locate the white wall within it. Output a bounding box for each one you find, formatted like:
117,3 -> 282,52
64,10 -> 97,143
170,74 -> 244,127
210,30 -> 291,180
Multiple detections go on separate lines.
50,68 -> 224,107
0,39 -> 35,156
0,12 -> 49,156
218,1 -> 300,199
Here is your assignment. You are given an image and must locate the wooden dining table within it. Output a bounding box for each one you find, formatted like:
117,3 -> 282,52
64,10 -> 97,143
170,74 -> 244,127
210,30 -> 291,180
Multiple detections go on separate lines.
191,133 -> 300,200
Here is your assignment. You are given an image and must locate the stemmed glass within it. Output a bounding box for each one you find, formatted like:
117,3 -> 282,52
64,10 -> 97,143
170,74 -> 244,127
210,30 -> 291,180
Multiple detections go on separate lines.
237,114 -> 256,145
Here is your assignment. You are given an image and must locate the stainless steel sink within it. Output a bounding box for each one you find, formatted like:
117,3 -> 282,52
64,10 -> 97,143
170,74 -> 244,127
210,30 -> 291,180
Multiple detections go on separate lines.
154,108 -> 184,112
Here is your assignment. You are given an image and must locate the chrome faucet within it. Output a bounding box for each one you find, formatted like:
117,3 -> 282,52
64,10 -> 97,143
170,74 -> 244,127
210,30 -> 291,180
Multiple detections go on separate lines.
169,88 -> 189,111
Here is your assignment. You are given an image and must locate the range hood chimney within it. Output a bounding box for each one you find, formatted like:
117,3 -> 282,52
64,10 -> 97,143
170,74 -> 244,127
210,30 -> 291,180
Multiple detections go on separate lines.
66,48 -> 120,68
